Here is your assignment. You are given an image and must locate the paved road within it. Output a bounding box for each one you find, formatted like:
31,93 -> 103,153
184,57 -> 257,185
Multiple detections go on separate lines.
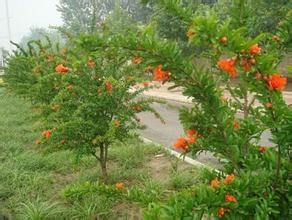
138,101 -> 272,168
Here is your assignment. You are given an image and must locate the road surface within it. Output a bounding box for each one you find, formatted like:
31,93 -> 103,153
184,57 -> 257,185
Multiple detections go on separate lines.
138,101 -> 272,168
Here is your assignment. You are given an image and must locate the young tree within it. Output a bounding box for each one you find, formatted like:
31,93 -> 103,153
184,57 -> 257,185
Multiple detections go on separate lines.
97,0 -> 291,218
4,33 -> 161,183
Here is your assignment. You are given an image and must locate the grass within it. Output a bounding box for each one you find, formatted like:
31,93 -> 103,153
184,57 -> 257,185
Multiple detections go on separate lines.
0,88 -> 204,219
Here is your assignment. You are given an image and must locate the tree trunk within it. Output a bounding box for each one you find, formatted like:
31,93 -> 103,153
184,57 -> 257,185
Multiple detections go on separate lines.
99,143 -> 108,183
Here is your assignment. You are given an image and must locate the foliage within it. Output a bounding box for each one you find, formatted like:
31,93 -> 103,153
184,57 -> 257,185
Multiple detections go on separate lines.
19,27 -> 65,50
3,0 -> 291,218
86,0 -> 291,218
57,0 -> 153,34
0,91 -> 185,218
232,0 -> 291,37
18,198 -> 61,220
4,30 -> 162,183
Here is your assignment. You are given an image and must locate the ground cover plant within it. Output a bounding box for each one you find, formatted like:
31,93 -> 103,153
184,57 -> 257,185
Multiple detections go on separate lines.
0,88 -> 203,219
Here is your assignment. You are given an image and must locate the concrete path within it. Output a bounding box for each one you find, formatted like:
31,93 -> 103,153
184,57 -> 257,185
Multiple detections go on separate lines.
140,82 -> 292,106
138,102 -> 220,167
138,101 -> 272,168
137,82 -> 288,167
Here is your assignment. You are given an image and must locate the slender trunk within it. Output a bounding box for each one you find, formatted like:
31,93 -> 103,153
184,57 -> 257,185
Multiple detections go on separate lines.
243,90 -> 250,158
243,91 -> 248,118
276,145 -> 281,181
100,143 -> 108,183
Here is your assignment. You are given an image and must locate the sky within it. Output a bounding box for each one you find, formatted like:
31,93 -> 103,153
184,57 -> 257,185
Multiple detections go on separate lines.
0,0 -> 62,50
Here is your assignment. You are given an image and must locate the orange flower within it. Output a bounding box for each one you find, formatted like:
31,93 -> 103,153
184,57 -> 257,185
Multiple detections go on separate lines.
187,129 -> 197,137
186,31 -> 195,38
132,56 -> 142,64
250,44 -> 261,55
219,36 -> 228,44
266,73 -> 287,91
218,207 -> 225,217
173,137 -> 188,151
255,72 -> 262,79
55,64 -> 69,74
143,81 -> 149,87
240,59 -> 252,72
61,140 -> 66,145
87,59 -> 95,68
114,120 -> 121,127
265,102 -> 273,108
60,49 -> 66,55
153,65 -> 171,81
42,130 -> 52,139
105,81 -> 113,92
224,174 -> 235,185
210,177 -> 221,189
259,146 -> 267,153
115,182 -> 125,189
67,85 -> 74,91
186,129 -> 197,144
132,105 -> 142,111
233,121 -> 240,129
47,54 -> 55,60
187,136 -> 196,144
35,140 -> 42,145
217,59 -> 237,78
225,194 -> 237,203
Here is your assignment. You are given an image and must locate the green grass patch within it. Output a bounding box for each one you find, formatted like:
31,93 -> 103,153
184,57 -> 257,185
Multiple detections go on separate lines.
0,88 -> 204,219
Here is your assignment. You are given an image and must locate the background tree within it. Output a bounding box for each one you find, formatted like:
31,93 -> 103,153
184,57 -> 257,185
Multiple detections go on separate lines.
57,0 -> 153,34
19,27 -> 65,50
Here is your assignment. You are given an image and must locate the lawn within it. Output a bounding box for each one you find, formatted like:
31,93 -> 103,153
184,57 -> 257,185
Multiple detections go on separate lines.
0,88 -> 203,219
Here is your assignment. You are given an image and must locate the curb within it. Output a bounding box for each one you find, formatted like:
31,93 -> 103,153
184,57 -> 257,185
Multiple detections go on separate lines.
143,91 -> 292,109
143,85 -> 292,105
140,136 -> 219,172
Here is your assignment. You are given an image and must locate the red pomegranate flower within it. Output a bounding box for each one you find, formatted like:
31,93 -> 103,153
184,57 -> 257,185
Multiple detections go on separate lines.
225,194 -> 237,203
42,130 -> 52,139
219,36 -> 228,44
224,174 -> 235,185
105,81 -> 113,92
173,137 -> 188,151
210,177 -> 221,189
218,207 -> 225,217
233,121 -> 240,129
55,64 -> 69,74
217,59 -> 237,78
250,44 -> 261,55
115,182 -> 125,189
259,146 -> 267,153
266,73 -> 287,91
153,65 -> 171,81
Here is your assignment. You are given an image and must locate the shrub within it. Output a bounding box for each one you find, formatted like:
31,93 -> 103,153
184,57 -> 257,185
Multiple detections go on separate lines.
97,1 -> 291,218
4,33 -> 161,183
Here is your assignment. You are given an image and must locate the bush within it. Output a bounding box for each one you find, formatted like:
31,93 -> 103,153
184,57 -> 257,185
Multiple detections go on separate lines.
95,1 -> 291,218
4,33 -> 161,183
